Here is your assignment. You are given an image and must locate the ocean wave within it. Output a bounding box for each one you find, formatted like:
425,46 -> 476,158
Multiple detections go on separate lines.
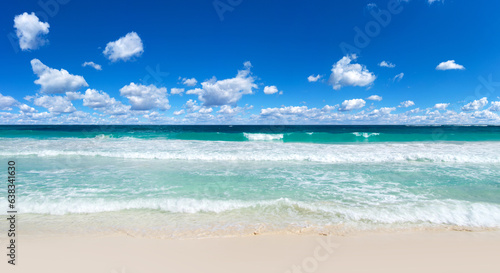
243,133 -> 284,141
352,132 -> 381,138
94,134 -> 113,139
11,197 -> 500,228
1,139 -> 499,163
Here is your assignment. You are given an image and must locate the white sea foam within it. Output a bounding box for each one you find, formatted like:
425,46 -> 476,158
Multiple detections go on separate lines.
1,138 -> 500,163
10,197 -> 500,228
353,132 -> 380,138
94,134 -> 113,139
243,133 -> 284,141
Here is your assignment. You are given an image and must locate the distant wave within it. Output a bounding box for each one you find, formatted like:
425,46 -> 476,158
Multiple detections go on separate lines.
94,134 -> 113,139
243,133 -> 284,141
352,132 -> 381,138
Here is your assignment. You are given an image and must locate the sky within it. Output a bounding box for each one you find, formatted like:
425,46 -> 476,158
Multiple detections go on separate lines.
1,0 -> 500,124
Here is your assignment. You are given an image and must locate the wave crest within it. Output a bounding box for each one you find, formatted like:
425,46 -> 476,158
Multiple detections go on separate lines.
243,133 -> 284,141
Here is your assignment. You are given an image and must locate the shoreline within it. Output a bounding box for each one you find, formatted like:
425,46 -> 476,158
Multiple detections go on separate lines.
1,230 -> 499,272
7,211 -> 500,239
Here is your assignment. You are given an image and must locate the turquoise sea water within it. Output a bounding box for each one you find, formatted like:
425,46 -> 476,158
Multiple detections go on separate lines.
1,125 -> 500,237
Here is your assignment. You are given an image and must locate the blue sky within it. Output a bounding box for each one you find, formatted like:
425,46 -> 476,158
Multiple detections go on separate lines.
1,0 -> 500,124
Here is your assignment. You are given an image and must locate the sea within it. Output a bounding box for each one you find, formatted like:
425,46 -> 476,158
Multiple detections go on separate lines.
1,125 -> 500,238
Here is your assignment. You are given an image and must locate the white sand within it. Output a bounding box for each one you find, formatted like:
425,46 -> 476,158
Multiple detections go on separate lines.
2,230 -> 500,273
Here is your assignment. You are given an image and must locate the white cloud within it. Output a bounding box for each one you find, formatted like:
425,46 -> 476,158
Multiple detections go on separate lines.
399,100 -> 415,108
65,92 -> 84,101
307,74 -> 322,82
378,61 -> 395,68
171,88 -> 185,95
0,94 -> 18,110
82,89 -> 130,115
434,103 -> 449,110
119,83 -> 170,111
13,12 -> 50,51
181,99 -> 215,119
82,61 -> 102,71
198,107 -> 213,114
24,95 -> 35,102
261,106 -> 305,116
34,96 -> 76,113
182,78 -> 198,87
489,101 -> 500,112
31,59 -> 88,94
186,63 -> 257,106
173,110 -> 185,116
184,99 -> 200,112
366,95 -> 382,101
339,99 -> 366,111
322,105 -> 336,112
329,55 -> 376,90
393,73 -> 404,82
370,107 -> 396,116
258,105 -> 340,123
263,86 -> 279,95
18,104 -> 36,113
103,32 -> 144,62
217,105 -> 243,115
462,97 -> 488,111
4,101 -> 500,125
436,60 -> 465,71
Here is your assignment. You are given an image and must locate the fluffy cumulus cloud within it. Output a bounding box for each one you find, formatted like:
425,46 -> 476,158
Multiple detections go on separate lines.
119,83 -> 169,111
82,61 -> 102,70
13,12 -> 50,51
436,60 -> 465,70
198,107 -> 213,114
181,78 -> 198,87
462,97 -> 488,111
34,96 -> 76,113
170,88 -> 185,95
307,74 -> 322,82
257,105 -> 338,123
31,59 -> 88,94
338,99 -> 366,111
393,73 -> 404,82
434,103 -> 449,110
0,94 -> 18,110
261,106 -> 308,116
260,106 -> 325,120
378,61 -> 395,68
370,107 -> 396,116
263,85 -> 279,95
103,32 -> 144,62
217,105 -> 243,115
399,100 -> 415,108
82,89 -> 130,115
18,103 -> 36,113
182,99 -> 213,114
3,100 -> 500,125
329,55 -> 376,90
186,62 -> 257,107
173,110 -> 185,116
253,103 -> 500,125
490,101 -> 500,112
366,95 -> 382,101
